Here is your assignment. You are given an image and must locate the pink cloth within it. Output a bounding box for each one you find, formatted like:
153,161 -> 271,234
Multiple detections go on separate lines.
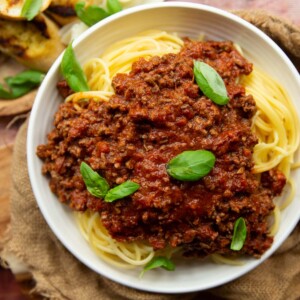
172,0 -> 300,26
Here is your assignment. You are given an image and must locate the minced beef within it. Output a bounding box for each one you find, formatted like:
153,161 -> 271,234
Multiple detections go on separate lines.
37,39 -> 286,257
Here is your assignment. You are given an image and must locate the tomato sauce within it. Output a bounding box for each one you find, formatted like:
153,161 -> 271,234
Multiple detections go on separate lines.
37,39 -> 286,257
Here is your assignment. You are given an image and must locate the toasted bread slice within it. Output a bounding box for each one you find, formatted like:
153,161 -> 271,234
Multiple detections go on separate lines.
0,13 -> 65,71
0,0 -> 52,20
46,0 -> 79,25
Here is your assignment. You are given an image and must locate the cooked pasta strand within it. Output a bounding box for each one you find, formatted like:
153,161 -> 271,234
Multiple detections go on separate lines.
72,31 -> 299,269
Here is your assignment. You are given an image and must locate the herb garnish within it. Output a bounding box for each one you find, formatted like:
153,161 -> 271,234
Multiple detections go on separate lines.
166,150 -> 215,181
193,61 -> 229,105
230,217 -> 247,251
80,162 -> 110,198
21,0 -> 43,21
61,43 -> 89,92
80,162 -> 140,202
0,70 -> 45,99
140,256 -> 175,277
75,2 -> 110,27
106,0 -> 122,15
75,0 -> 122,27
105,181 -> 140,202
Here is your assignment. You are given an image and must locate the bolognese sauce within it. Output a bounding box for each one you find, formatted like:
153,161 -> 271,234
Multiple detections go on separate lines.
37,39 -> 286,257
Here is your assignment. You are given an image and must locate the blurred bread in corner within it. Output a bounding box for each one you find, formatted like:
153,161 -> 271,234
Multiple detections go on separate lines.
45,0 -> 107,26
0,0 -> 52,20
0,13 -> 65,72
45,0 -> 79,25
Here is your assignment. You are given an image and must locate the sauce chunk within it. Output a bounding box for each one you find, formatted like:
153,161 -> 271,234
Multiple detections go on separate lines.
37,40 -> 285,257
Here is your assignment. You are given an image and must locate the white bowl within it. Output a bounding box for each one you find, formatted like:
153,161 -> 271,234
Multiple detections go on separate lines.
27,2 -> 300,293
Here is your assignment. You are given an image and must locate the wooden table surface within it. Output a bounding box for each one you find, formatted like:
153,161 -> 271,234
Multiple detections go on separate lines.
0,1 -> 300,298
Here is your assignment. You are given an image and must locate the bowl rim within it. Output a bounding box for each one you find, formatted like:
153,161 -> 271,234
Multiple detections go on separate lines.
27,1 -> 300,293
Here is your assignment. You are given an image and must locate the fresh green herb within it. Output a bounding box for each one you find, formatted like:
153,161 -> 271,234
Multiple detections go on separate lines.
75,2 -> 110,27
193,60 -> 229,105
106,0 -> 122,14
80,162 -> 140,201
105,180 -> 140,202
80,162 -> 110,198
140,256 -> 175,277
21,0 -> 43,21
75,0 -> 122,27
61,43 -> 89,92
230,217 -> 247,251
0,70 -> 45,99
166,150 -> 215,181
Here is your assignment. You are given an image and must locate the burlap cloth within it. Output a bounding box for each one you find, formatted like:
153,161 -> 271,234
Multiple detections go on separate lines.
1,9 -> 300,300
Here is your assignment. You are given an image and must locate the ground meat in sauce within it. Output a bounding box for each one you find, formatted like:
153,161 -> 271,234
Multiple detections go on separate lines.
37,39 -> 286,257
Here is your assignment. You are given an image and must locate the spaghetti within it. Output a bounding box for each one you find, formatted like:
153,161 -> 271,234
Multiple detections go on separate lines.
66,31 -> 186,268
53,31 -> 300,269
243,69 -> 300,210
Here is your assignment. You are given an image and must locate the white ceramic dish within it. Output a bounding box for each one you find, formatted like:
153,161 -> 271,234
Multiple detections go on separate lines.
27,2 -> 300,293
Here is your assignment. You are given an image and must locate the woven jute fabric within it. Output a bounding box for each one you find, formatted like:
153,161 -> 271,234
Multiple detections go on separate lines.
1,10 -> 300,300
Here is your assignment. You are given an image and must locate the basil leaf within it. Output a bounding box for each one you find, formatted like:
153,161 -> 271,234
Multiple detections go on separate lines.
104,180 -> 140,202
230,217 -> 247,251
80,162 -> 110,198
107,0 -> 122,14
0,70 -> 44,99
6,70 -> 45,85
75,2 -> 110,27
0,84 -> 15,99
61,43 -> 89,93
21,0 -> 43,21
140,256 -> 175,277
193,61 -> 229,105
0,83 -> 33,99
166,150 -> 215,181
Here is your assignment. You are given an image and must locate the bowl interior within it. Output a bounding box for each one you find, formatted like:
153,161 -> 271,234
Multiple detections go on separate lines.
27,2 -> 300,293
